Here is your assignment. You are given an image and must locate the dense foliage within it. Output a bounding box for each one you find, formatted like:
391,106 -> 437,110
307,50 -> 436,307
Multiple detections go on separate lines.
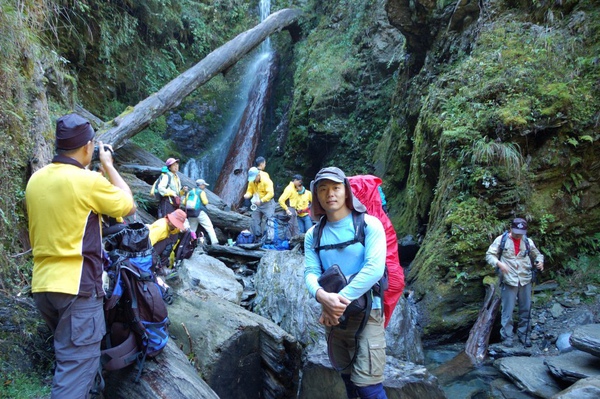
379,0 -> 600,339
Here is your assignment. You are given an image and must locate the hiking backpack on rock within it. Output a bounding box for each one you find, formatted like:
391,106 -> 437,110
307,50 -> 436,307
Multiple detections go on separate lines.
101,222 -> 169,382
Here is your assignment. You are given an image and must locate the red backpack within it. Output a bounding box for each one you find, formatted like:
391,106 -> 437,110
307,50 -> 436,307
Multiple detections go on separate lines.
348,175 -> 405,327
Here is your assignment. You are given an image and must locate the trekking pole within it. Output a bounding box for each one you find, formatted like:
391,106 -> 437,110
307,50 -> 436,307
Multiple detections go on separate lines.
524,262 -> 540,347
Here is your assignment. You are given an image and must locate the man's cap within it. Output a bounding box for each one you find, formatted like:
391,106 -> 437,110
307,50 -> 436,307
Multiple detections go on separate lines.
167,209 -> 187,230
313,166 -> 345,184
511,218 -> 528,234
248,167 -> 260,182
292,174 -> 303,181
55,113 -> 95,150
196,179 -> 209,186
310,167 -> 366,218
165,158 -> 179,167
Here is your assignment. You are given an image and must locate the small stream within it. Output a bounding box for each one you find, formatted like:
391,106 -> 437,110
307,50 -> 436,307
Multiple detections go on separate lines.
425,343 -> 509,399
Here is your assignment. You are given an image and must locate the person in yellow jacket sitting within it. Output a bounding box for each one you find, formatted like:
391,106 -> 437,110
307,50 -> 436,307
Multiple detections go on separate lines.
243,166 -> 275,242
278,174 -> 313,236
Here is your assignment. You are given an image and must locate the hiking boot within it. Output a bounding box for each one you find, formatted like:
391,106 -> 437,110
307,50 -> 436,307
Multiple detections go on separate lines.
502,337 -> 514,347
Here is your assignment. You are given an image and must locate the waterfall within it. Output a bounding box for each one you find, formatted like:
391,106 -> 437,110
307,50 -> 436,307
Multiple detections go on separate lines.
182,0 -> 275,197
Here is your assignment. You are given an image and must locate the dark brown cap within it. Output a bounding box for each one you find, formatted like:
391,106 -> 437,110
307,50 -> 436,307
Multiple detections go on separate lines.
55,113 -> 94,150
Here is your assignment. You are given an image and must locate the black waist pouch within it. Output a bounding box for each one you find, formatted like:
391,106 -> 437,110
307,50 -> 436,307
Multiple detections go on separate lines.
317,264 -> 367,317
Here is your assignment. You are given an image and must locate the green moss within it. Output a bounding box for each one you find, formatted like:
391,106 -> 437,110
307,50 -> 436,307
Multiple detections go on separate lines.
285,0 -> 399,174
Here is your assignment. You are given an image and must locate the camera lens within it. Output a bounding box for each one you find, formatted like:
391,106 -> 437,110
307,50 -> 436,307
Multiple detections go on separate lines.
92,145 -> 100,162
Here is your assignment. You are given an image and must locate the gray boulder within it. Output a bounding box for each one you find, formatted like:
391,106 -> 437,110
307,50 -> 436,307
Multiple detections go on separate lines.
103,339 -> 219,398
570,324 -> 600,358
168,289 -> 301,399
494,356 -> 562,398
545,350 -> 600,383
551,376 -> 600,399
182,251 -> 243,304
386,294 -> 425,364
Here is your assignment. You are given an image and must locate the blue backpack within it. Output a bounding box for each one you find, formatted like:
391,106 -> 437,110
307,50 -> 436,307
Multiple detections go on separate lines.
236,230 -> 256,245
102,222 -> 169,382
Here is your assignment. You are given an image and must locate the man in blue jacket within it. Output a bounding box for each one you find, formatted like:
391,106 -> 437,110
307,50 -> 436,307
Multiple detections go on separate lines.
304,167 -> 388,399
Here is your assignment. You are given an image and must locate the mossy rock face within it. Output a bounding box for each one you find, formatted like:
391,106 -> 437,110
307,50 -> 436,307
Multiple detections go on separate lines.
284,0 -> 403,176
383,0 -> 600,341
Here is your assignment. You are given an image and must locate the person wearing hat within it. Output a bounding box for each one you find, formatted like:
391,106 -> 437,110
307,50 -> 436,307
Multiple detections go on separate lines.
25,113 -> 137,398
278,174 -> 313,236
486,217 -> 544,347
156,157 -> 182,218
148,209 -> 189,273
243,166 -> 275,241
304,167 -> 388,399
184,179 -> 218,245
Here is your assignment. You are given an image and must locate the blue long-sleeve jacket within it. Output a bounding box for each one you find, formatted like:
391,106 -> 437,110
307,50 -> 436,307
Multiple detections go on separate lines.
304,212 -> 386,309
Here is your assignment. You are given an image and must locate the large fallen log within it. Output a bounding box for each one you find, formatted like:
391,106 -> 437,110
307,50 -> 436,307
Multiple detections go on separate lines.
96,8 -> 302,149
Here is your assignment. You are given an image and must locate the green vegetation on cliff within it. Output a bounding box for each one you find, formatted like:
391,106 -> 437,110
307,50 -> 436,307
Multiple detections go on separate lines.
284,0 -> 400,176
384,0 -> 600,340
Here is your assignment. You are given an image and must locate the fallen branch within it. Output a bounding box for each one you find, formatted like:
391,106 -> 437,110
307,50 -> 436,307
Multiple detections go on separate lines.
97,8 -> 302,149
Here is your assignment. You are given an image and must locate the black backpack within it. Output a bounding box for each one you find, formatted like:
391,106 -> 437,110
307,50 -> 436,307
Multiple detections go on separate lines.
149,173 -> 171,200
173,230 -> 198,267
101,222 -> 169,382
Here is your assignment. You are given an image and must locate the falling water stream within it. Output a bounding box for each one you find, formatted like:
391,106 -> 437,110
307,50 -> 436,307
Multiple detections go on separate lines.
182,0 -> 276,207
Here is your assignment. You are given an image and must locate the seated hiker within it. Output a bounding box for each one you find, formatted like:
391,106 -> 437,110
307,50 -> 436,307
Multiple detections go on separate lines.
184,179 -> 219,245
148,209 -> 188,274
278,174 -> 313,236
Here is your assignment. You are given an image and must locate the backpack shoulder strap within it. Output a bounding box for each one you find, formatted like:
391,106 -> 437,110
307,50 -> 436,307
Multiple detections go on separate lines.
353,211 -> 366,246
312,215 -> 327,254
498,231 -> 509,259
313,211 -> 366,253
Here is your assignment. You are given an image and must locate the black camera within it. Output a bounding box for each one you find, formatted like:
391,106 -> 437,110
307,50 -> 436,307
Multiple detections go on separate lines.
92,145 -> 113,163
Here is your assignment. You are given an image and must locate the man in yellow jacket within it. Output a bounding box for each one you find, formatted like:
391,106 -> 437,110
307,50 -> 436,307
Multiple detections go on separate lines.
278,174 -> 313,236
26,113 -> 136,398
244,166 -> 275,242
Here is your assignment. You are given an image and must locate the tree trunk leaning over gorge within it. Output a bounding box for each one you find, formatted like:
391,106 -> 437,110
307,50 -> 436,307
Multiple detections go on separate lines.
96,8 -> 302,149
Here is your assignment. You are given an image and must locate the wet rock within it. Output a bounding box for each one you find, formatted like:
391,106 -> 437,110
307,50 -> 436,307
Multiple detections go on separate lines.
535,281 -> 559,292
544,350 -> 600,383
570,324 -> 600,357
551,376 -> 600,399
494,356 -> 562,398
103,339 -> 220,398
386,295 -> 425,364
